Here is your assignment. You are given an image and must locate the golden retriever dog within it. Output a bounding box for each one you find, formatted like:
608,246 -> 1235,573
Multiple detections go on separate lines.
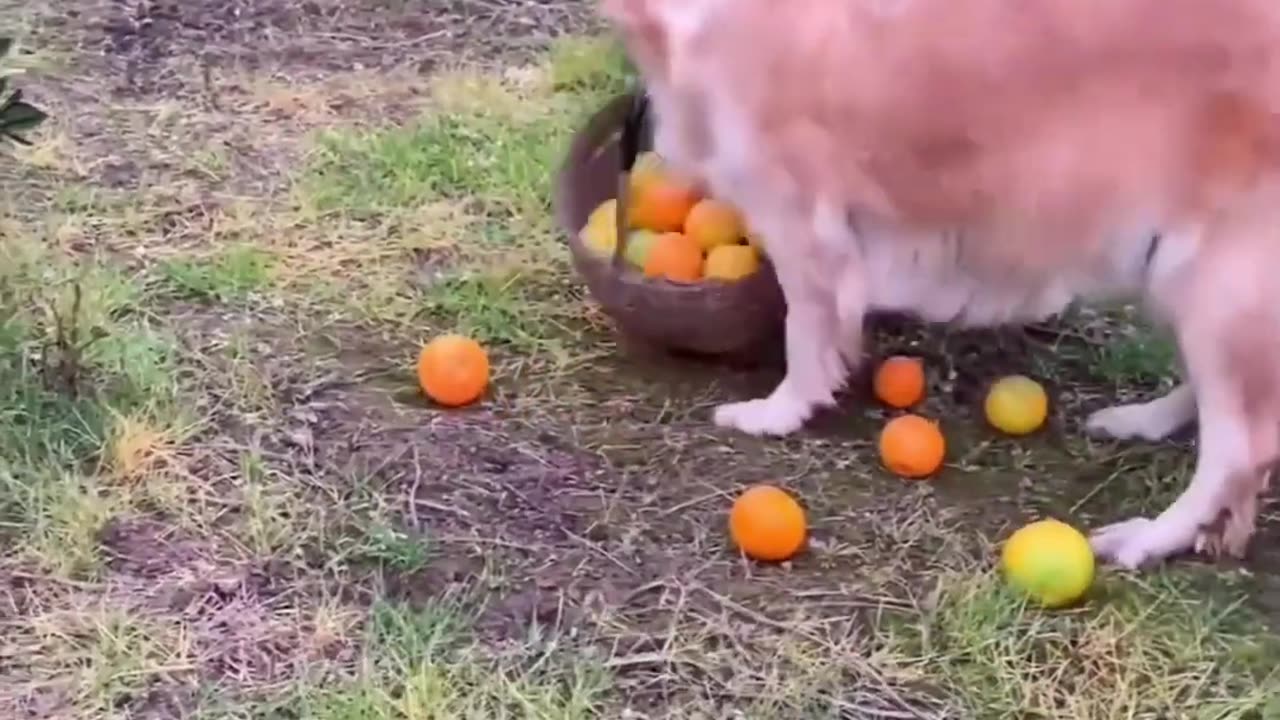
601,0 -> 1280,569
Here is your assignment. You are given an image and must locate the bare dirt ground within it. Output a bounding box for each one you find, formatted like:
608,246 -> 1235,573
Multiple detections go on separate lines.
4,1 -> 1280,718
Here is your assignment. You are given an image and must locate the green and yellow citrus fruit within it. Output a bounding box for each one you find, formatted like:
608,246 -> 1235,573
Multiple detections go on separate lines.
1001,519 -> 1095,608
623,229 -> 658,269
984,374 -> 1049,435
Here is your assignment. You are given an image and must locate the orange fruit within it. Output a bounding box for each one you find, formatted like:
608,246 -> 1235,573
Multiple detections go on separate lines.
416,334 -> 490,408
729,484 -> 807,562
878,414 -> 946,479
629,178 -> 700,233
684,198 -> 745,251
642,232 -> 704,282
629,151 -> 667,194
873,355 -> 926,409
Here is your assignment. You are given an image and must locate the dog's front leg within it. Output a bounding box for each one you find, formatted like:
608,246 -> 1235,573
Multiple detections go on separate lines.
714,202 -> 859,436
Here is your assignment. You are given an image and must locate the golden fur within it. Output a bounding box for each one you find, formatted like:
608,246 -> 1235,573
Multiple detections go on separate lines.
603,0 -> 1280,568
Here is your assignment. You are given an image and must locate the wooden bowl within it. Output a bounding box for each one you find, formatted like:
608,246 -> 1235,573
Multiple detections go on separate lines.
554,91 -> 786,356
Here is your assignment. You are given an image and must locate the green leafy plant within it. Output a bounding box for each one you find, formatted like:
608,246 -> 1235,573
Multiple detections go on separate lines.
0,37 -> 48,145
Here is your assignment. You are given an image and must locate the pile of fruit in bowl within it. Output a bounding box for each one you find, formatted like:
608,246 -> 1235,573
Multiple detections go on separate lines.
577,151 -> 764,283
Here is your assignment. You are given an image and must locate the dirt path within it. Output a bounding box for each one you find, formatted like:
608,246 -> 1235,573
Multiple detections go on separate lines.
4,1 -> 1280,717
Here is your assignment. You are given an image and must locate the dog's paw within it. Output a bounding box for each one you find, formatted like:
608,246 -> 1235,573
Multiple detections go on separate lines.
714,398 -> 810,437
1089,516 -> 1197,569
1085,403 -> 1178,441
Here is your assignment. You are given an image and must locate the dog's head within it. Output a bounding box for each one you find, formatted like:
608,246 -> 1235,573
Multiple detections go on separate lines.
599,0 -> 729,83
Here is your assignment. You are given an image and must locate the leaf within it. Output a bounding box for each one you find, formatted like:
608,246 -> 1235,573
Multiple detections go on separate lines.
0,100 -> 47,142
0,40 -> 49,146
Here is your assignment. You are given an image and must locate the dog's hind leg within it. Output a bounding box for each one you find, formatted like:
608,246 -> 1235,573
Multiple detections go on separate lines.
1091,219 -> 1280,568
1089,373 -> 1259,568
1085,382 -> 1197,441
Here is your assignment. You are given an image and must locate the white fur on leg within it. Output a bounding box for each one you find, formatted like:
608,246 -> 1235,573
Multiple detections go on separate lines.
1089,515 -> 1194,569
714,300 -> 845,436
833,239 -> 869,369
1085,383 -> 1196,441
714,200 -> 857,437
714,390 -> 817,436
1090,391 -> 1247,568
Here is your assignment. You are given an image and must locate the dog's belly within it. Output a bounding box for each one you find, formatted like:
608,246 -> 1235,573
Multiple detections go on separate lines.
871,274 -> 1077,326
858,227 -> 1160,327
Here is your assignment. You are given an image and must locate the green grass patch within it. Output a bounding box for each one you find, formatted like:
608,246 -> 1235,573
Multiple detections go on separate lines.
1037,306 -> 1179,388
547,35 -> 634,95
301,37 -> 627,223
349,521 -> 432,574
266,597 -> 610,719
887,569 -> 1280,719
297,49 -> 626,351
305,111 -> 566,219
1091,328 -> 1178,387
0,235 -> 180,575
158,244 -> 274,303
419,271 -> 583,353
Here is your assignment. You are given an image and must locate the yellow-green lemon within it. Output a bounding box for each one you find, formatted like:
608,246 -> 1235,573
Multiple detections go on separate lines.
705,243 -> 761,281
580,198 -> 620,255
1001,519 -> 1095,608
984,374 -> 1049,435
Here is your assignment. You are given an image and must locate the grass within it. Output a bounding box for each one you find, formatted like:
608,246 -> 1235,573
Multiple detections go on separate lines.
158,245 -> 275,304
277,598 -> 610,719
891,570 -> 1280,718
5,7 -> 1280,718
0,235 -> 179,576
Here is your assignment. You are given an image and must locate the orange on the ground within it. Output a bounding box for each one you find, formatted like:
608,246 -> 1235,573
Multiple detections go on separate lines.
878,413 -> 946,479
729,484 -> 808,562
417,334 -> 490,408
873,355 -> 926,409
